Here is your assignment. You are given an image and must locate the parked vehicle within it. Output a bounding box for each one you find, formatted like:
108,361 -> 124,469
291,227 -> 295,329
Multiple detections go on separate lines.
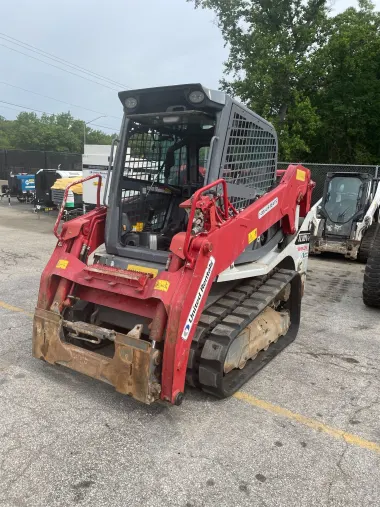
310,171 -> 380,261
33,83 -> 315,406
0,173 -> 35,203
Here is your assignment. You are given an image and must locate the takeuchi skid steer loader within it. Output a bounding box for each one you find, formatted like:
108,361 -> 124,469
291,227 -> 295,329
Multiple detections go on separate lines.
33,84 -> 314,405
310,171 -> 380,261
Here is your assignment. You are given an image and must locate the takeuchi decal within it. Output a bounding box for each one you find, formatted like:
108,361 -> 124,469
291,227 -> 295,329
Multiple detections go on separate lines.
258,198 -> 278,219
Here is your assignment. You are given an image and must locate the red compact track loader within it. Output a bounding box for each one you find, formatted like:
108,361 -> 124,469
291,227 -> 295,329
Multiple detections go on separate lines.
33,84 -> 314,405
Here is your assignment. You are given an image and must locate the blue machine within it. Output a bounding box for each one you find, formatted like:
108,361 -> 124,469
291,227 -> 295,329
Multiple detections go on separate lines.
18,174 -> 36,192
0,173 -> 36,203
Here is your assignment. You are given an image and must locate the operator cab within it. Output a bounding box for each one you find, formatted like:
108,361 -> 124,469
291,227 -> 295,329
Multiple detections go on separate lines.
117,110 -> 214,253
97,84 -> 278,271
318,172 -> 373,239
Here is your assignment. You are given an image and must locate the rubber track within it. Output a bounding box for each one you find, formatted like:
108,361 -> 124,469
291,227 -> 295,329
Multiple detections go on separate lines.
358,223 -> 379,263
363,224 -> 380,307
186,269 -> 299,397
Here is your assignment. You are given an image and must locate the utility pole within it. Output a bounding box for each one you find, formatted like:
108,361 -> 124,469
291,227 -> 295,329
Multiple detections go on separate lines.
83,116 -> 106,151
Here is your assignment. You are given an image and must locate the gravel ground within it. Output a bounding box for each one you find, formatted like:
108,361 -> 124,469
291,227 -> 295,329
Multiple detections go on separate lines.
0,199 -> 379,507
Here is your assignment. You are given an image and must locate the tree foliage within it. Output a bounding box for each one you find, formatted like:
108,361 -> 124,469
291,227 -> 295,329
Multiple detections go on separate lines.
311,1 -> 380,163
0,112 -> 116,153
190,0 -> 380,163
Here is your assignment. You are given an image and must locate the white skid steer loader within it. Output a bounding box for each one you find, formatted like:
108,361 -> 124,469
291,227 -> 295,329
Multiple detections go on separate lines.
310,171 -> 380,261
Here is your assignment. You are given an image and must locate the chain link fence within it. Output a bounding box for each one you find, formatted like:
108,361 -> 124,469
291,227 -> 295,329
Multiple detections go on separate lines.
278,162 -> 379,205
0,149 -> 82,180
1,151 -> 378,207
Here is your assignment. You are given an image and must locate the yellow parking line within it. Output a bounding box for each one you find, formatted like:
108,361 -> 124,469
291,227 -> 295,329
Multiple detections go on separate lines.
0,300 -> 33,317
1,299 -> 379,454
234,391 -> 380,454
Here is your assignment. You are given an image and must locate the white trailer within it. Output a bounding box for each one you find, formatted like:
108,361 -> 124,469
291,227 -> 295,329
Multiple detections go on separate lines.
82,144 -> 159,207
82,145 -> 113,206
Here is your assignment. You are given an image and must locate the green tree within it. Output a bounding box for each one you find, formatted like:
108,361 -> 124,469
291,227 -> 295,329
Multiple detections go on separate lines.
278,92 -> 321,161
310,0 -> 380,163
9,112 -> 43,150
0,116 -> 13,149
1,111 -> 116,152
86,128 -> 116,146
190,0 -> 380,164
189,0 -> 329,159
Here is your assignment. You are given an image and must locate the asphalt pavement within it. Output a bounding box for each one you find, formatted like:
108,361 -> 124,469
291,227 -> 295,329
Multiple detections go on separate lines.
0,200 -> 379,507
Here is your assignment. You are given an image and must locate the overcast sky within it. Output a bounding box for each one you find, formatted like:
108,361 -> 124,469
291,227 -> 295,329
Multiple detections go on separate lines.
1,0 -> 379,133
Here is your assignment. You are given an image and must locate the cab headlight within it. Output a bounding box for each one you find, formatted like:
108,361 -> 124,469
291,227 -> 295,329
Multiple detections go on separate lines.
125,97 -> 138,110
188,91 -> 205,104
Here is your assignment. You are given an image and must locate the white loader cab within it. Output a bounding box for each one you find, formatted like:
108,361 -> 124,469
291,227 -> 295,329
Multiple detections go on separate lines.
310,171 -> 380,261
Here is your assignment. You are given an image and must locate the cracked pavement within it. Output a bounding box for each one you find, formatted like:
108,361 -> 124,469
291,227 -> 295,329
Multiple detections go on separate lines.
0,200 -> 380,507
